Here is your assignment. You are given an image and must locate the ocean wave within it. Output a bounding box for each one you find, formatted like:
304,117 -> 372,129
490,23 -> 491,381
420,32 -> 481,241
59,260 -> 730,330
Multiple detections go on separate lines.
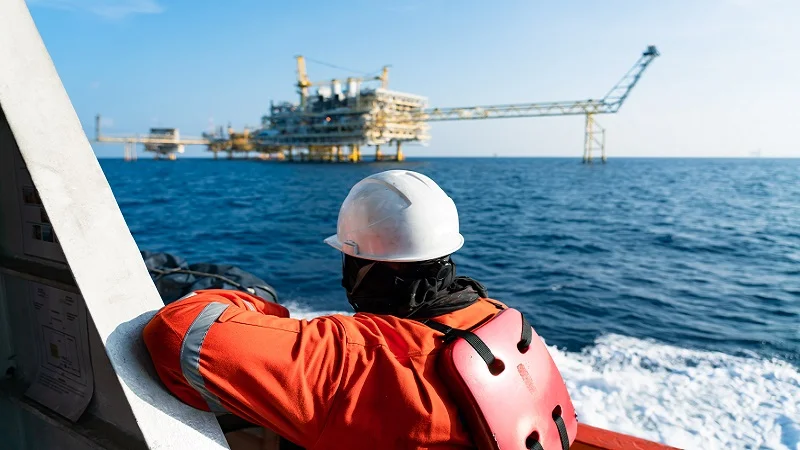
551,334 -> 800,449
284,304 -> 800,449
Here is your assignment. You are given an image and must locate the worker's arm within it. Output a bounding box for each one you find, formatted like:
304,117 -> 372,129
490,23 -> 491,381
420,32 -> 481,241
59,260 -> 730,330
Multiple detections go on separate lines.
143,289 -> 346,448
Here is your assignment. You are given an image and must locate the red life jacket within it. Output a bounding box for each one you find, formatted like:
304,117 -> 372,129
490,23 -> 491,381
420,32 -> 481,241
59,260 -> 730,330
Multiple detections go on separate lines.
424,308 -> 577,450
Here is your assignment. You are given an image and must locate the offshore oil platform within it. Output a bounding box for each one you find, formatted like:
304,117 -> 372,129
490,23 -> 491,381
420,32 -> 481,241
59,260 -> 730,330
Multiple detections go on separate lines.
95,46 -> 660,163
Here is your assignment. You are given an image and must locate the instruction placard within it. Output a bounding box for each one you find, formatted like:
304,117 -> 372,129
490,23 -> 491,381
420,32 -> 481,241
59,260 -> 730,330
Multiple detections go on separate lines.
14,151 -> 66,263
25,282 -> 93,421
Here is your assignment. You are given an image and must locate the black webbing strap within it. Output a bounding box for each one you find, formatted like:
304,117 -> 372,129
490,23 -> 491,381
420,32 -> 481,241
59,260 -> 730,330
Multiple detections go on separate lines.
554,414 -> 570,450
527,413 -> 569,450
425,310 -> 534,369
520,314 -> 533,349
423,320 -> 497,368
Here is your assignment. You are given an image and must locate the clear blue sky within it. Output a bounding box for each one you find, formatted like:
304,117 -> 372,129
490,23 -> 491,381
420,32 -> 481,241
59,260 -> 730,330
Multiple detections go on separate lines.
26,0 -> 800,158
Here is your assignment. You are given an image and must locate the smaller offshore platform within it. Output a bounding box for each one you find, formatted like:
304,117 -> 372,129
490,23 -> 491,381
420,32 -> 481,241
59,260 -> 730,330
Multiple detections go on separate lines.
95,46 -> 660,163
94,121 -> 208,161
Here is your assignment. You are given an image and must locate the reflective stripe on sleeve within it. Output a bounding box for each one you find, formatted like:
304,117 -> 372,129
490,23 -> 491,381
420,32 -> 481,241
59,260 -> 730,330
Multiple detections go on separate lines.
179,301 -> 229,413
177,291 -> 198,301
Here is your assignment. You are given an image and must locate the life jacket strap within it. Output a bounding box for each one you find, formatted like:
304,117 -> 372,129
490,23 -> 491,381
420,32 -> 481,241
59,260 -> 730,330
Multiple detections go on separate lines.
423,312 -> 535,371
519,313 -> 533,349
554,414 -> 570,450
423,319 -> 497,367
527,410 -> 570,450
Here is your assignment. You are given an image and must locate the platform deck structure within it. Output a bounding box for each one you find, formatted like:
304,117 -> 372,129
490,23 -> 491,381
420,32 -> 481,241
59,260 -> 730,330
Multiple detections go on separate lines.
252,47 -> 658,163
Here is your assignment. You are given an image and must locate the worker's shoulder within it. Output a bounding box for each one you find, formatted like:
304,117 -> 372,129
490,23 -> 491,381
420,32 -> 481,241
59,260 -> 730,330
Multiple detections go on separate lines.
310,299 -> 504,353
324,313 -> 434,350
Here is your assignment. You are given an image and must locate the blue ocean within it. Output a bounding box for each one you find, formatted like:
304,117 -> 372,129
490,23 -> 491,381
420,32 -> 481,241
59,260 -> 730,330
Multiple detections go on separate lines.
101,157 -> 800,449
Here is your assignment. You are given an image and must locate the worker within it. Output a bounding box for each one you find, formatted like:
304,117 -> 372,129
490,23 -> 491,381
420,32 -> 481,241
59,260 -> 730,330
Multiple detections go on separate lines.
143,170 -> 573,449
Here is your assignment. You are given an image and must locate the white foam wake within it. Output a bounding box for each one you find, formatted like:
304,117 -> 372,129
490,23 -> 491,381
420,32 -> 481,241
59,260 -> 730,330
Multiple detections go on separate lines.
284,302 -> 349,321
550,334 -> 799,450
285,304 -> 800,449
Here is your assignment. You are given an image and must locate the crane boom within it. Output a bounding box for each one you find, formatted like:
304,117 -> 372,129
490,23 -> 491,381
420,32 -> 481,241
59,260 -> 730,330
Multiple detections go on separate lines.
422,100 -> 605,121
601,45 -> 660,111
418,46 -> 659,122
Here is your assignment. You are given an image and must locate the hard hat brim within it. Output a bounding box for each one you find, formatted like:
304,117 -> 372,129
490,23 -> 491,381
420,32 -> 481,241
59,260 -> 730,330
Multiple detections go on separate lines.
324,233 -> 464,263
323,234 -> 344,252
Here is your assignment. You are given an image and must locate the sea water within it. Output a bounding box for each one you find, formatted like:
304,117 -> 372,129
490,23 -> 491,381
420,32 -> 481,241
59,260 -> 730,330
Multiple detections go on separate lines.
102,157 -> 800,449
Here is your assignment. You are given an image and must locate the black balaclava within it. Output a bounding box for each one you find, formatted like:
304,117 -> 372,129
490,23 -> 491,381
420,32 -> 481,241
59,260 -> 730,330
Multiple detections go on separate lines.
341,254 -> 487,319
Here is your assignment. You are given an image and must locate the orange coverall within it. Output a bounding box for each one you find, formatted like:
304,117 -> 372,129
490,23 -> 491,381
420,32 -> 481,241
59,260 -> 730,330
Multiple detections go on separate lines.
143,289 -> 502,449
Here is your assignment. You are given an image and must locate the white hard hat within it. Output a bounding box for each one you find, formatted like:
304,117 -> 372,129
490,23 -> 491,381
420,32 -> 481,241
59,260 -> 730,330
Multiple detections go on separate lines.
324,170 -> 464,262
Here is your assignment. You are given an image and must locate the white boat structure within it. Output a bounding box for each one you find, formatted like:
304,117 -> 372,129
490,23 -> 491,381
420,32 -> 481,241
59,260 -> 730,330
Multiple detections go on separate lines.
0,1 -> 231,448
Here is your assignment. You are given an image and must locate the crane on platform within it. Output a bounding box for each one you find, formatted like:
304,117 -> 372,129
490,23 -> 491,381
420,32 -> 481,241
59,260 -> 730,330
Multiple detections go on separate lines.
416,46 -> 660,162
296,55 -> 390,108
